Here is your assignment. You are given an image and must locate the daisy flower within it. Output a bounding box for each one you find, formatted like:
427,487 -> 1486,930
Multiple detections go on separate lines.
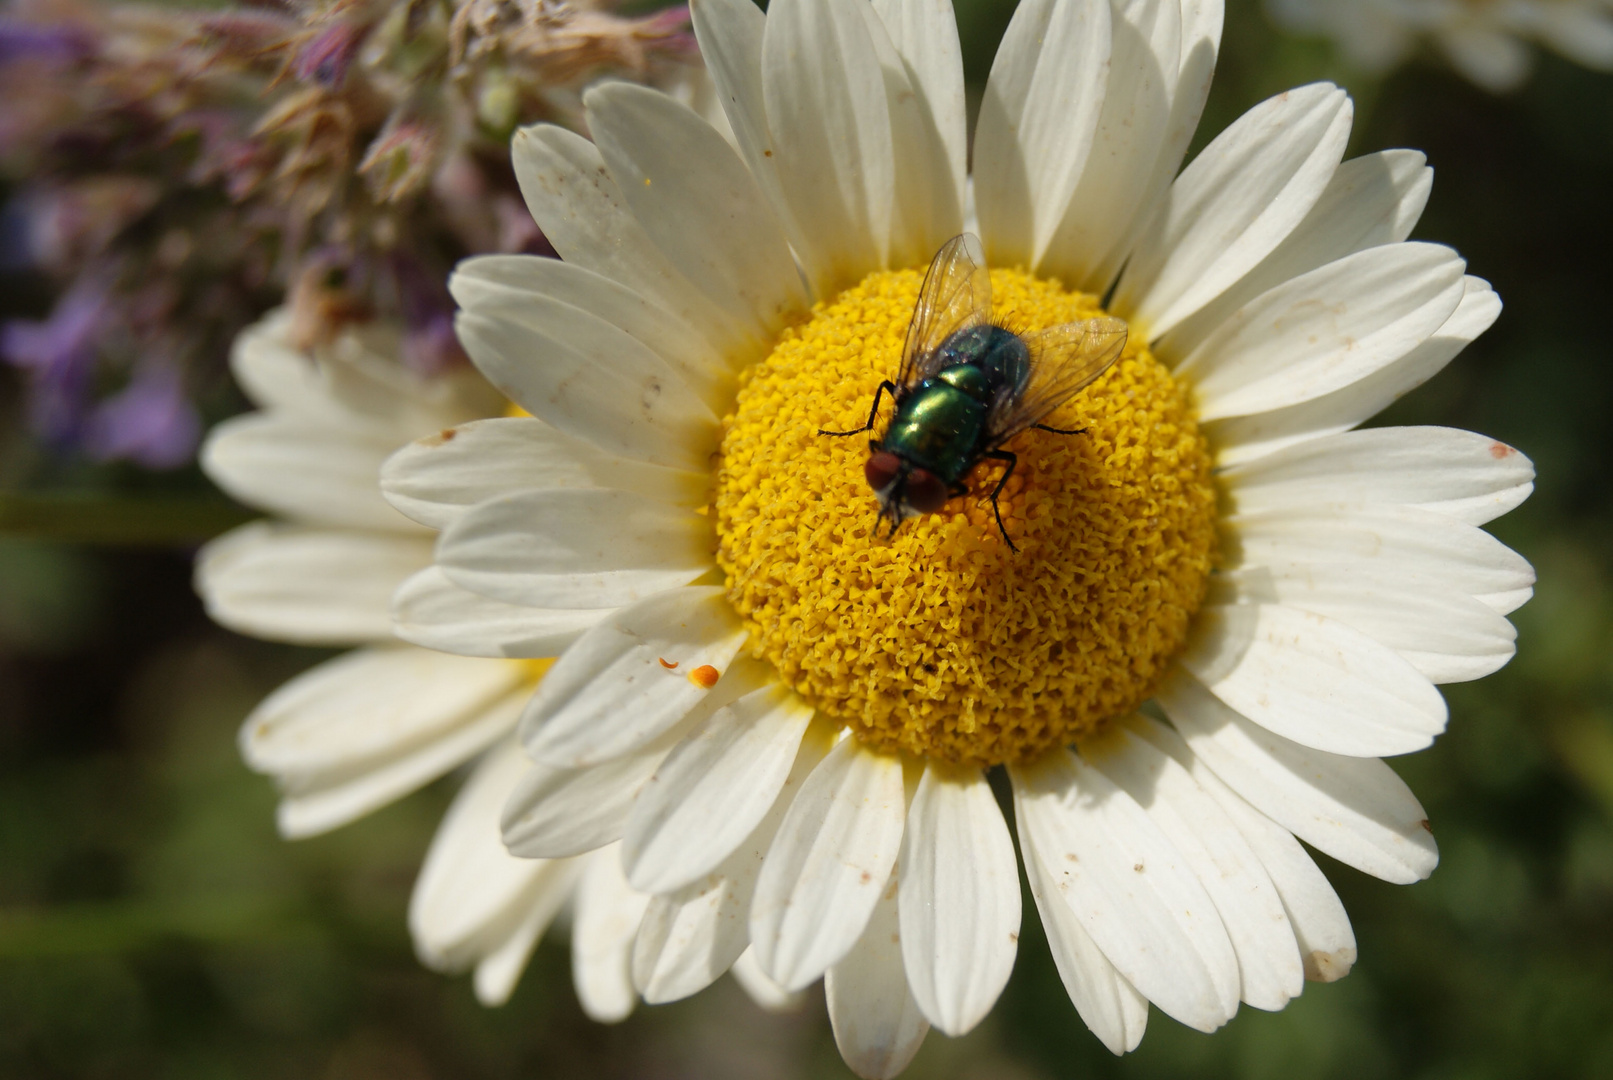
382,0 -> 1535,1073
1267,0 -> 1613,91
196,311 -> 792,1015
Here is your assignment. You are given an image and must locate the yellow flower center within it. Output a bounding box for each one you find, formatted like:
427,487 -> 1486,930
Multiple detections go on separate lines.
712,267 -> 1216,767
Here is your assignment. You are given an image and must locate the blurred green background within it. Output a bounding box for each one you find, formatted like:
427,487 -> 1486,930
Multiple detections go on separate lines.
5,1 -> 1613,1077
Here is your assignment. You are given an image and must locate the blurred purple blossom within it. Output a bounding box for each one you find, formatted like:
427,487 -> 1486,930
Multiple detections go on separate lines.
83,362 -> 201,469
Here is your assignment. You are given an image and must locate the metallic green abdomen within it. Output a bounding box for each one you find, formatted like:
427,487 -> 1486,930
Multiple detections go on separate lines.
884,381 -> 986,482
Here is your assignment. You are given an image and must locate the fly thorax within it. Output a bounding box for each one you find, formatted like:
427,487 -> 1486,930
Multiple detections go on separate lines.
711,265 -> 1218,767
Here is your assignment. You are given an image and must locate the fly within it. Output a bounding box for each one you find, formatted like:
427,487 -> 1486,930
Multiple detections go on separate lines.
819,233 -> 1127,553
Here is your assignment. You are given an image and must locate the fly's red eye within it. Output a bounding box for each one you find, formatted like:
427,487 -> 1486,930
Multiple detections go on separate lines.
904,469 -> 949,514
865,451 -> 901,493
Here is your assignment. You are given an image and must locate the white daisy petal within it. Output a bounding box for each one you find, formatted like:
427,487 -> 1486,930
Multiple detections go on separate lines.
1009,749 -> 1239,1033
450,256 -> 732,406
1017,800 -> 1148,1055
856,0 -> 963,267
1090,718 -> 1303,1011
1213,565 -> 1518,685
1159,148 -> 1434,360
500,747 -> 670,860
454,306 -> 716,473
203,414 -> 414,533
1180,603 -> 1448,757
196,522 -> 431,645
410,742 -> 580,983
584,82 -> 809,345
1222,426 -> 1534,526
868,0 -> 968,221
973,0 -> 1112,267
631,719 -> 837,1004
1439,24 -> 1532,92
437,488 -> 713,611
520,587 -> 751,769
391,566 -> 606,660
1176,749 -> 1358,983
509,124 -> 747,351
623,683 -> 816,894
242,646 -> 525,775
729,948 -> 805,1012
1228,503 -> 1535,614
898,762 -> 1021,1036
1158,670 -> 1439,884
382,416 -> 706,531
572,843 -> 650,1023
1179,242 -> 1467,421
274,689 -> 525,841
825,866 -> 930,1080
750,736 -> 907,990
761,0 -> 893,292
1211,275 -> 1501,467
1115,82 -> 1353,338
1038,0 -> 1182,292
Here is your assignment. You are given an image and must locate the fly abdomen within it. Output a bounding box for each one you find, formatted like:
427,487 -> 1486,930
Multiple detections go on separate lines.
884,380 -> 985,483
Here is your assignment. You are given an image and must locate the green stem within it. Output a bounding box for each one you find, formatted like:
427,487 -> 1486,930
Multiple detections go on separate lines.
0,493 -> 254,546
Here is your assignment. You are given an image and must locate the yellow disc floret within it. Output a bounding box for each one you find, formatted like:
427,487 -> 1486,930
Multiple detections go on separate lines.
713,267 -> 1216,767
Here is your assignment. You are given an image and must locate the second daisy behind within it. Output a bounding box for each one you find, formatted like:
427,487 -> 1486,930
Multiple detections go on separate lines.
381,0 -> 1534,1076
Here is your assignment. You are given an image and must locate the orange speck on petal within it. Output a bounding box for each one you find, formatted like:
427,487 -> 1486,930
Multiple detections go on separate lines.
689,665 -> 720,689
658,657 -> 679,670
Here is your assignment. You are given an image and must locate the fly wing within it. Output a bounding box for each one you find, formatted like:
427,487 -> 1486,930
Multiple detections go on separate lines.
897,233 -> 992,389
986,317 -> 1128,442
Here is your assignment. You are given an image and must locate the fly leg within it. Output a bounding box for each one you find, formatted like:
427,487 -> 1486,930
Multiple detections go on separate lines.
983,449 -> 1019,554
1033,423 -> 1088,435
819,381 -> 898,437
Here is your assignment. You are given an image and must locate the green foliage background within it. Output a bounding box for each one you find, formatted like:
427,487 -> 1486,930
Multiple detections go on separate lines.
3,1 -> 1613,1077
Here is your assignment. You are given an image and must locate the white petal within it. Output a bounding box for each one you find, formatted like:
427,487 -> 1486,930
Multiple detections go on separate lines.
1159,149 -> 1433,361
729,948 -> 804,1012
1009,749 -> 1238,1032
1212,564 -> 1518,685
825,867 -> 930,1080
1088,718 -> 1303,1011
509,124 -> 747,352
521,587 -> 751,769
202,414 -> 416,533
571,844 -> 649,1023
454,307 -> 716,474
897,762 -> 1020,1036
1115,83 -> 1353,338
623,683 -> 815,894
1211,276 -> 1501,467
500,748 -> 670,859
1179,243 -> 1466,421
1038,0 -> 1183,292
630,718 -> 836,1005
1222,425 -> 1534,526
1017,807 -> 1148,1055
855,0 -> 962,268
761,0 -> 892,292
584,82 -> 808,344
437,488 -> 712,610
1439,24 -> 1532,93
196,523 -> 430,645
275,688 -> 526,841
1158,669 -> 1439,884
391,566 -> 607,660
973,0 -> 1112,267
450,256 -> 731,405
381,416 -> 705,531
869,0 -> 967,227
1228,502 -> 1535,615
750,737 -> 907,990
1181,603 -> 1447,757
1169,745 -> 1358,983
410,742 -> 580,978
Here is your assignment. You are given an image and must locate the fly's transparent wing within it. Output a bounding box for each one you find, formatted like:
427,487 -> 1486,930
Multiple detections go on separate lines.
985,317 -> 1128,443
897,233 -> 992,390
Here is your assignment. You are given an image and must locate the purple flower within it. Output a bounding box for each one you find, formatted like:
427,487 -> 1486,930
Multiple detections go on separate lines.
83,362 -> 200,469
0,21 -> 92,67
1,276 -> 107,444
292,21 -> 367,89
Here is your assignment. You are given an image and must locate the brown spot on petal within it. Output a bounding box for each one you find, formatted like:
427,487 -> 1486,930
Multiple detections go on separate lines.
1490,441 -> 1516,458
1134,863 -> 1145,873
658,657 -> 679,669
